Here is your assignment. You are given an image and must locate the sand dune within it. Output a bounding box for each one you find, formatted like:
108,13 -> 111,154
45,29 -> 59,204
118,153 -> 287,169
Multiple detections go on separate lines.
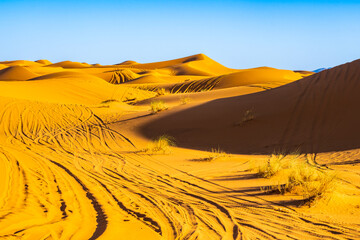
169,67 -> 307,93
0,55 -> 359,239
0,66 -> 39,81
35,59 -> 52,65
46,61 -> 91,68
117,60 -> 138,65
0,64 -> 8,70
30,70 -> 102,81
119,54 -> 236,76
140,59 -> 360,154
96,69 -> 140,84
0,60 -> 43,67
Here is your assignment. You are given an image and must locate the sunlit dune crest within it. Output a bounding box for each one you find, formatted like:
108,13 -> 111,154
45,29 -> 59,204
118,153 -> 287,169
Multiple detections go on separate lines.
0,54 -> 360,239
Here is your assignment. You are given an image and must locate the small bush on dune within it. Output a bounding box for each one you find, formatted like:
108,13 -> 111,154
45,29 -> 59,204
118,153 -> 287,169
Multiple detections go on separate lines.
101,99 -> 119,104
144,135 -> 175,154
285,163 -> 336,204
208,148 -> 228,161
257,153 -> 286,178
258,153 -> 336,206
150,100 -> 168,113
156,88 -> 167,96
257,150 -> 301,178
193,148 -> 228,162
180,96 -> 191,105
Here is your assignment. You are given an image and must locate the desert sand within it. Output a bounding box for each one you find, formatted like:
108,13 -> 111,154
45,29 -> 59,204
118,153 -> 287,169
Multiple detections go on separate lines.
0,54 -> 359,239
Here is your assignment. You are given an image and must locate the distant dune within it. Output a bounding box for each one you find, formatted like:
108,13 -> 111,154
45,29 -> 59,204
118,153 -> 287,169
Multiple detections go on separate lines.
0,66 -> 39,81
46,60 -> 91,68
35,59 -> 52,65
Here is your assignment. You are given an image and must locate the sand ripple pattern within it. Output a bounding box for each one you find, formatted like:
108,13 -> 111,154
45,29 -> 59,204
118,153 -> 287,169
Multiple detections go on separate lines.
0,98 -> 358,239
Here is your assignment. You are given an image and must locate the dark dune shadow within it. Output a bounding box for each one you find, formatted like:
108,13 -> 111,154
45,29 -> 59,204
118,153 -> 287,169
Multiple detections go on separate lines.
139,59 -> 360,155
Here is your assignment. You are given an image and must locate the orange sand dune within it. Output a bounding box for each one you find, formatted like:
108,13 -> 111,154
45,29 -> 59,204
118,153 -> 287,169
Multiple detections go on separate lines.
0,64 -> 8,70
46,60 -> 91,68
140,59 -> 360,154
0,66 -> 39,81
35,59 -> 52,65
120,53 -> 237,76
0,60 -> 43,67
1,55 -> 359,240
117,60 -> 138,65
169,67 -> 308,93
0,71 -> 154,105
30,70 -> 103,81
96,69 -> 140,84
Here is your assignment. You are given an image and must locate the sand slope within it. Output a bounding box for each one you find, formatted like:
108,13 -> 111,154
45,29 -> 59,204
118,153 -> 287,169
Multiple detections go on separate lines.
0,66 -> 39,81
140,59 -> 360,154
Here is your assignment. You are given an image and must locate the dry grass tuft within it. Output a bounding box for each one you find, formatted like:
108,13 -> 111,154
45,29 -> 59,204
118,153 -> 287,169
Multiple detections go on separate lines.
285,162 -> 336,204
192,148 -> 228,162
150,100 -> 168,113
257,153 -> 292,178
101,99 -> 119,104
180,96 -> 191,105
144,135 -> 175,154
258,153 -> 336,206
156,88 -> 167,96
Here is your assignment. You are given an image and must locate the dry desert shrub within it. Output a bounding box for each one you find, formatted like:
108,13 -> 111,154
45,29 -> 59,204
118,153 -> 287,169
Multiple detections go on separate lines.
257,150 -> 301,178
144,135 -> 175,154
150,100 -> 168,113
208,148 -> 228,161
156,88 -> 167,96
257,155 -> 284,178
285,162 -> 336,204
180,96 -> 191,105
258,154 -> 336,205
192,148 -> 228,162
101,99 -> 119,104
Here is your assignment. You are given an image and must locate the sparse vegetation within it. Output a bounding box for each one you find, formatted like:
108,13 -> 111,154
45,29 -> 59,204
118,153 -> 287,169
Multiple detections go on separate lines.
101,99 -> 119,104
156,88 -> 167,96
257,154 -> 285,178
144,135 -> 175,154
257,153 -> 336,206
192,148 -> 228,161
150,100 -> 168,113
285,162 -> 336,204
235,109 -> 255,126
208,148 -> 228,160
180,96 -> 191,105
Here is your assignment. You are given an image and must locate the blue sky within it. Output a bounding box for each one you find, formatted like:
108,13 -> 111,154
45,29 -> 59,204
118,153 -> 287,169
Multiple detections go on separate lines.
1,0 -> 359,70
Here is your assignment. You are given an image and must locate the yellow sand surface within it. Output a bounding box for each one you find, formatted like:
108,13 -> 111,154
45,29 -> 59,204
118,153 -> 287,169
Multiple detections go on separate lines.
1,54 -> 360,239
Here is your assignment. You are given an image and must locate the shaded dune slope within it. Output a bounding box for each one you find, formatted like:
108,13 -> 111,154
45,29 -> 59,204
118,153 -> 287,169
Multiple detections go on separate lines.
140,59 -> 360,154
0,66 -> 39,81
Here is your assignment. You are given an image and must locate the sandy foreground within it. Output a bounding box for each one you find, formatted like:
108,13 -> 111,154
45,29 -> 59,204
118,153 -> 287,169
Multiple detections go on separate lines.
0,54 -> 359,239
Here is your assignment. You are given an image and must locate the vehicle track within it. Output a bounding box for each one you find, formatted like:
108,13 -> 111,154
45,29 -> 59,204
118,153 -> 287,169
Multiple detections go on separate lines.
0,98 -> 359,239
